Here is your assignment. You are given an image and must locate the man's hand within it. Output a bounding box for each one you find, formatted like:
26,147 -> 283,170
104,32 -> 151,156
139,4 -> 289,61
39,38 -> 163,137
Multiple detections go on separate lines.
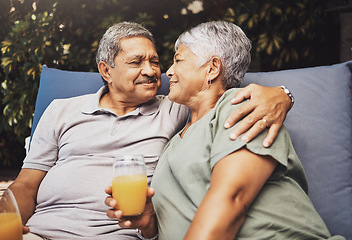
23,225 -> 30,235
224,84 -> 293,147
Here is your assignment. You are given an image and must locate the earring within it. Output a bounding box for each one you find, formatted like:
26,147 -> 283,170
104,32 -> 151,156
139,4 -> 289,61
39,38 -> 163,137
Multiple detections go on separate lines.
207,79 -> 212,87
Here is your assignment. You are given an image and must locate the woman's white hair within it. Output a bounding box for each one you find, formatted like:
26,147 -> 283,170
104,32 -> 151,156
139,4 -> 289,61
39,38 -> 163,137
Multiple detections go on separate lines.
175,21 -> 252,89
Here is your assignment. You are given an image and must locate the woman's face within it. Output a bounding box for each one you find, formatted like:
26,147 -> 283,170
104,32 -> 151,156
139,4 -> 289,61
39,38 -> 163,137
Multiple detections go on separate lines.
166,44 -> 208,105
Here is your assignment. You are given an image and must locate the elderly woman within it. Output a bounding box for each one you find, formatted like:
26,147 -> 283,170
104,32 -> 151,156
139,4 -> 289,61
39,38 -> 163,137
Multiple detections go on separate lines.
106,21 -> 344,240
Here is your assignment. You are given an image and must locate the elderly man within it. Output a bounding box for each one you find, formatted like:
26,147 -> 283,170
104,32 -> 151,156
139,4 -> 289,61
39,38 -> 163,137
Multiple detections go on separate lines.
9,22 -> 292,240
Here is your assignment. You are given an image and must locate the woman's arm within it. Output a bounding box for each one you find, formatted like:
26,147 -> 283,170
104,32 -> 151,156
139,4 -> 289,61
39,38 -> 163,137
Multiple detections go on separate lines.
184,147 -> 278,240
225,84 -> 293,147
9,169 -> 46,227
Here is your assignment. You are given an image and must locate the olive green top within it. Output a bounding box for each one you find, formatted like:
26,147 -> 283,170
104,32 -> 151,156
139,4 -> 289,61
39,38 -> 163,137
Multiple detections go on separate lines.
151,88 -> 344,240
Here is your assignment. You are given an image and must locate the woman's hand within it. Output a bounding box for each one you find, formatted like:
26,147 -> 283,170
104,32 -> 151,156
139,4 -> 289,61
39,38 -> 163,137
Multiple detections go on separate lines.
105,186 -> 158,238
224,84 -> 293,147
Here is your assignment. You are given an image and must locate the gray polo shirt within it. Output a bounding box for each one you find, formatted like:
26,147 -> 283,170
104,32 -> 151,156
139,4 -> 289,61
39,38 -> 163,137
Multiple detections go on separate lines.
23,86 -> 189,239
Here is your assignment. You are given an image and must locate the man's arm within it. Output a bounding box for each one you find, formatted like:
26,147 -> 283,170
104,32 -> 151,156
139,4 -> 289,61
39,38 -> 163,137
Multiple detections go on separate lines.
225,84 -> 293,147
9,169 -> 47,232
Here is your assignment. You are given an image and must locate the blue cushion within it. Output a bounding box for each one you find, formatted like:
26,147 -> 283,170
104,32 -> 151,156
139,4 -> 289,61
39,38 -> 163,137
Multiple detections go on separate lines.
31,62 -> 352,238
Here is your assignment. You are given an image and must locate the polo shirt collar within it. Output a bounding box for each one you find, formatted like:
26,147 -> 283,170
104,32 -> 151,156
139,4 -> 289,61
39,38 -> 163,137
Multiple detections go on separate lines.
82,86 -> 159,116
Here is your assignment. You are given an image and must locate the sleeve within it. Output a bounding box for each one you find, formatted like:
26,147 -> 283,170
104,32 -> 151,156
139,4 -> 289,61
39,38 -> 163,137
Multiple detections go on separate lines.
23,100 -> 60,171
209,89 -> 290,171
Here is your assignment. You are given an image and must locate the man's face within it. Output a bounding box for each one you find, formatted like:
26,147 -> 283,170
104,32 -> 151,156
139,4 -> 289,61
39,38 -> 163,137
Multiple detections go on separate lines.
108,37 -> 161,105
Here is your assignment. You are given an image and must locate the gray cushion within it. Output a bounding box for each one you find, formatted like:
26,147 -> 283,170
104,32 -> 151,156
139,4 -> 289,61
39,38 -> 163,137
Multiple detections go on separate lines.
241,61 -> 352,238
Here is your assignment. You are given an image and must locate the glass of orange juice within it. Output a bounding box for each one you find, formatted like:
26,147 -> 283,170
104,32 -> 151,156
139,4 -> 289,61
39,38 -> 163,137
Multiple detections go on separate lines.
112,155 -> 148,216
0,188 -> 23,240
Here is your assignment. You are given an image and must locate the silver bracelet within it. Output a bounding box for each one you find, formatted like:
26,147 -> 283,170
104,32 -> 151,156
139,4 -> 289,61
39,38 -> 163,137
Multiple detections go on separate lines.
136,229 -> 158,240
280,85 -> 295,103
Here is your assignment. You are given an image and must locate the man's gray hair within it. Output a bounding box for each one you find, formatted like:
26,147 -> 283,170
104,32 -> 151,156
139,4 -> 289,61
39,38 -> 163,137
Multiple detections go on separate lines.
96,21 -> 156,68
175,21 -> 252,89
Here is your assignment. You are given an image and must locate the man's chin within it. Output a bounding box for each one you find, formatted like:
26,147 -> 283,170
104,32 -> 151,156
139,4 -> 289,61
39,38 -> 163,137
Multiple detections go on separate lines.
139,89 -> 158,99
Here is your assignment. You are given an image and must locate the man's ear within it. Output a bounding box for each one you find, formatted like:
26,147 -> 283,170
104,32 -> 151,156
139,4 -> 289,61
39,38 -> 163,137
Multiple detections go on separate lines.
98,61 -> 111,84
207,56 -> 222,81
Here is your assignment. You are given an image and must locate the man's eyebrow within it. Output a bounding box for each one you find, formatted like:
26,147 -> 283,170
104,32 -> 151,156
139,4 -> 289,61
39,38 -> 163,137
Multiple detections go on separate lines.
150,55 -> 159,60
126,54 -> 143,60
125,54 -> 159,60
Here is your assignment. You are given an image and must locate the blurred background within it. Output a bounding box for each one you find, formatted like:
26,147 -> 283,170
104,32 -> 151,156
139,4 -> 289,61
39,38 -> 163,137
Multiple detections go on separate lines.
0,0 -> 351,173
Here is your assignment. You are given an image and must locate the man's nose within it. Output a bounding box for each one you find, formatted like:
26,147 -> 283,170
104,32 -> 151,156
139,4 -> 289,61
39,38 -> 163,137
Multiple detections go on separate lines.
141,62 -> 156,76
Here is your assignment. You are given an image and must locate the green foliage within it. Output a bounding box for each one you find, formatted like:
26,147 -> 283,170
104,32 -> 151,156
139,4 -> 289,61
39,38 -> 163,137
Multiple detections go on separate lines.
0,0 -> 340,166
221,0 -> 339,69
1,11 -> 64,134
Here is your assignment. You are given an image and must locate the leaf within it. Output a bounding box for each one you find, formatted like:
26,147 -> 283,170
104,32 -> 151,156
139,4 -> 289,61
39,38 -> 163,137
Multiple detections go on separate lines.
227,8 -> 235,17
238,13 -> 249,25
273,37 -> 281,49
266,41 -> 273,55
288,30 -> 296,41
1,57 -> 13,68
1,39 -> 12,47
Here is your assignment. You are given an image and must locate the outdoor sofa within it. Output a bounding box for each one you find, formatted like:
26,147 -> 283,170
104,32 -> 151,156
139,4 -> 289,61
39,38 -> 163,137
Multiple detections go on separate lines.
26,61 -> 352,239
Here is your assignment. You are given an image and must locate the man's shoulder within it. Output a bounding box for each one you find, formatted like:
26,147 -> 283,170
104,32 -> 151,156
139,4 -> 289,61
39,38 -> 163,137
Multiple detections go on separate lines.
48,93 -> 95,112
53,93 -> 94,104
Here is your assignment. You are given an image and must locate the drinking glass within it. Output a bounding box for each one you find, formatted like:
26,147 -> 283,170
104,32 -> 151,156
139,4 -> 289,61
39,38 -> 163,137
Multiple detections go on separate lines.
112,155 -> 147,216
0,188 -> 23,240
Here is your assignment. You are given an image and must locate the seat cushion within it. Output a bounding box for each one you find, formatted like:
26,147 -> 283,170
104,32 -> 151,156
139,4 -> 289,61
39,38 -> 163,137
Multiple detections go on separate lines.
240,61 -> 352,238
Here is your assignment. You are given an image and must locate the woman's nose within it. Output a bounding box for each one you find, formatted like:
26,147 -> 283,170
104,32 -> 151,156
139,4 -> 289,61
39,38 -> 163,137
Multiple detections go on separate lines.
166,64 -> 174,77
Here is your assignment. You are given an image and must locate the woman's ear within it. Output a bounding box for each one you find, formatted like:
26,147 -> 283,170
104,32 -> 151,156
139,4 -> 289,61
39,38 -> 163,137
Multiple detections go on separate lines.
98,61 -> 111,84
207,56 -> 222,81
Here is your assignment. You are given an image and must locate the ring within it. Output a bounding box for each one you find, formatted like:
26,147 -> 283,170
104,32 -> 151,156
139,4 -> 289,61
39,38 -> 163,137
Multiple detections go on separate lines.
262,118 -> 269,126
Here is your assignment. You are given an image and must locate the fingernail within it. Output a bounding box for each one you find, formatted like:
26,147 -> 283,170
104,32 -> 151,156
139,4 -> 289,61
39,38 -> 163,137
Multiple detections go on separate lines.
115,210 -> 122,218
230,133 -> 237,140
224,122 -> 230,128
263,141 -> 269,148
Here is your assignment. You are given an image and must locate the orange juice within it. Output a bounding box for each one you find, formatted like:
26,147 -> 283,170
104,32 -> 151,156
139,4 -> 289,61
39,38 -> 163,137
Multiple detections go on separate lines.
0,212 -> 22,240
112,174 -> 147,216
